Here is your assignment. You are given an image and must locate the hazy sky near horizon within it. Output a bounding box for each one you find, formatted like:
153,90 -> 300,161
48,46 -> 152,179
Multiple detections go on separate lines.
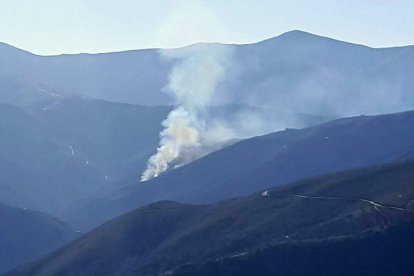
1,0 -> 413,55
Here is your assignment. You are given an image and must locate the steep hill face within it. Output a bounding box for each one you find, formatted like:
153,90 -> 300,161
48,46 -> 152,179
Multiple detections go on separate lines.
11,160 -> 414,276
0,100 -> 167,218
1,31 -> 414,117
30,97 -> 170,179
0,202 -> 78,274
72,109 -> 414,230
0,103 -> 105,214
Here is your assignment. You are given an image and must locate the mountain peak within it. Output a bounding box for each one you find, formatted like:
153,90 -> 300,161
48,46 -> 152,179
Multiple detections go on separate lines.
251,29 -> 372,50
279,30 -> 316,37
276,30 -> 343,43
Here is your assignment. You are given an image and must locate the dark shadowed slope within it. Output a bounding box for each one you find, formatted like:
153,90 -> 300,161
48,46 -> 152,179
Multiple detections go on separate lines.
0,100 -> 167,220
29,97 -> 170,179
173,221 -> 414,276
0,103 -> 110,215
11,160 -> 414,276
0,202 -> 78,274
0,98 -> 177,229
73,109 -> 414,230
1,31 -> 414,116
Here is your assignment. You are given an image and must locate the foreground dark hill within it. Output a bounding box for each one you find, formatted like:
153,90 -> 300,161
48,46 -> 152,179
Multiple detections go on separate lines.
0,202 -> 78,274
73,109 -> 414,230
173,221 -> 414,276
12,160 -> 414,276
1,31 -> 414,117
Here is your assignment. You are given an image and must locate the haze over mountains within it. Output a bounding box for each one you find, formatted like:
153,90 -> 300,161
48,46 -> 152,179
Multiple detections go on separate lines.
1,30 -> 414,275
1,31 -> 414,116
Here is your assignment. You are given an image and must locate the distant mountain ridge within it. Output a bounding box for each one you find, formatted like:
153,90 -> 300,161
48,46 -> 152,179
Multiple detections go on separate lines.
1,30 -> 414,117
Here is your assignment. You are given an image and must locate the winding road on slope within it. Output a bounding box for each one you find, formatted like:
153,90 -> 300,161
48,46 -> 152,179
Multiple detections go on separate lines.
291,194 -> 414,213
275,193 -> 414,243
219,191 -> 414,260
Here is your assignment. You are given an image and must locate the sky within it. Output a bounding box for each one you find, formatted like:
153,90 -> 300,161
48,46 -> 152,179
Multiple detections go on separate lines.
1,0 -> 413,55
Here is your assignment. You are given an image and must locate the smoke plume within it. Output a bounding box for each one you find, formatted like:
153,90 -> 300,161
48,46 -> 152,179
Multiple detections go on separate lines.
141,45 -> 233,181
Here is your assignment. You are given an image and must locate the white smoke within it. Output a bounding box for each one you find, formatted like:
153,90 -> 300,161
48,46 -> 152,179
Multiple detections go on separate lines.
141,44 -> 234,181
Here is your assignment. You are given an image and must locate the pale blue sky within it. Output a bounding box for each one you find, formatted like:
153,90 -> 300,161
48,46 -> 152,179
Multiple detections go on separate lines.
1,0 -> 413,55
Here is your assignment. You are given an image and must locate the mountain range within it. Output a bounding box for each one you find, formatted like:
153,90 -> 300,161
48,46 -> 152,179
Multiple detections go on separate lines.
1,31 -> 414,117
1,30 -> 414,275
